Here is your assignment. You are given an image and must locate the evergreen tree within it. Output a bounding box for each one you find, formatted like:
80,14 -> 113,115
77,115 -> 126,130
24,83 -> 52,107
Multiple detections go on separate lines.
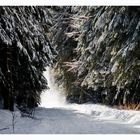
0,6 -> 55,111
50,6 -> 140,109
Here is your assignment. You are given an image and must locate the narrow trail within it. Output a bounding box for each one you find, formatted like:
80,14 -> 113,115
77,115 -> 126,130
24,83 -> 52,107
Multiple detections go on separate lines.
0,68 -> 140,134
34,68 -> 140,134
29,106 -> 140,134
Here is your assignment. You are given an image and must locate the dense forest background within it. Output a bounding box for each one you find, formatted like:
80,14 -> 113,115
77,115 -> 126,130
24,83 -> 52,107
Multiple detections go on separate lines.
0,6 -> 140,112
49,6 -> 140,110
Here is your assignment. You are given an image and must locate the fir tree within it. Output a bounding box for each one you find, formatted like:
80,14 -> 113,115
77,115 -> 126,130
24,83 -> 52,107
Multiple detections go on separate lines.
0,6 -> 55,111
50,6 -> 140,109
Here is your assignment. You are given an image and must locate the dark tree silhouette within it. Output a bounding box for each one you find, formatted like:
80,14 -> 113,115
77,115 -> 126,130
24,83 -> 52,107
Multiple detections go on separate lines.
0,6 -> 55,111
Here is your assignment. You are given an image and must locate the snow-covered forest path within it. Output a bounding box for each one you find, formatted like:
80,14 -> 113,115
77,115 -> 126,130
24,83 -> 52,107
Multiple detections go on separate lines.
1,103 -> 140,134
1,102 -> 140,134
24,105 -> 140,134
0,68 -> 140,134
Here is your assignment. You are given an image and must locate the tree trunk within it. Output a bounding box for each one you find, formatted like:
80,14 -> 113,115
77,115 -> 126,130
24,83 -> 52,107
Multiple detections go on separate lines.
3,46 -> 14,111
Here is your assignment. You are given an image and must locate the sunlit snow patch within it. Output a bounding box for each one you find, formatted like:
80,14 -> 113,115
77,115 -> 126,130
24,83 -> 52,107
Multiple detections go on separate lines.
40,67 -> 66,108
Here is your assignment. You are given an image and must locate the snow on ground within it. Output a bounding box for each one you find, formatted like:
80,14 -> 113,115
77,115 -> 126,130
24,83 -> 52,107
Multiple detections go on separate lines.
0,68 -> 140,134
0,92 -> 140,134
0,101 -> 140,134
39,90 -> 140,134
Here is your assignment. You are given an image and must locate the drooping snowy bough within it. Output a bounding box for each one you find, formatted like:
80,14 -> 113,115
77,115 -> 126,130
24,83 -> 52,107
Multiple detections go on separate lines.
0,7 -> 56,111
50,6 -> 140,109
